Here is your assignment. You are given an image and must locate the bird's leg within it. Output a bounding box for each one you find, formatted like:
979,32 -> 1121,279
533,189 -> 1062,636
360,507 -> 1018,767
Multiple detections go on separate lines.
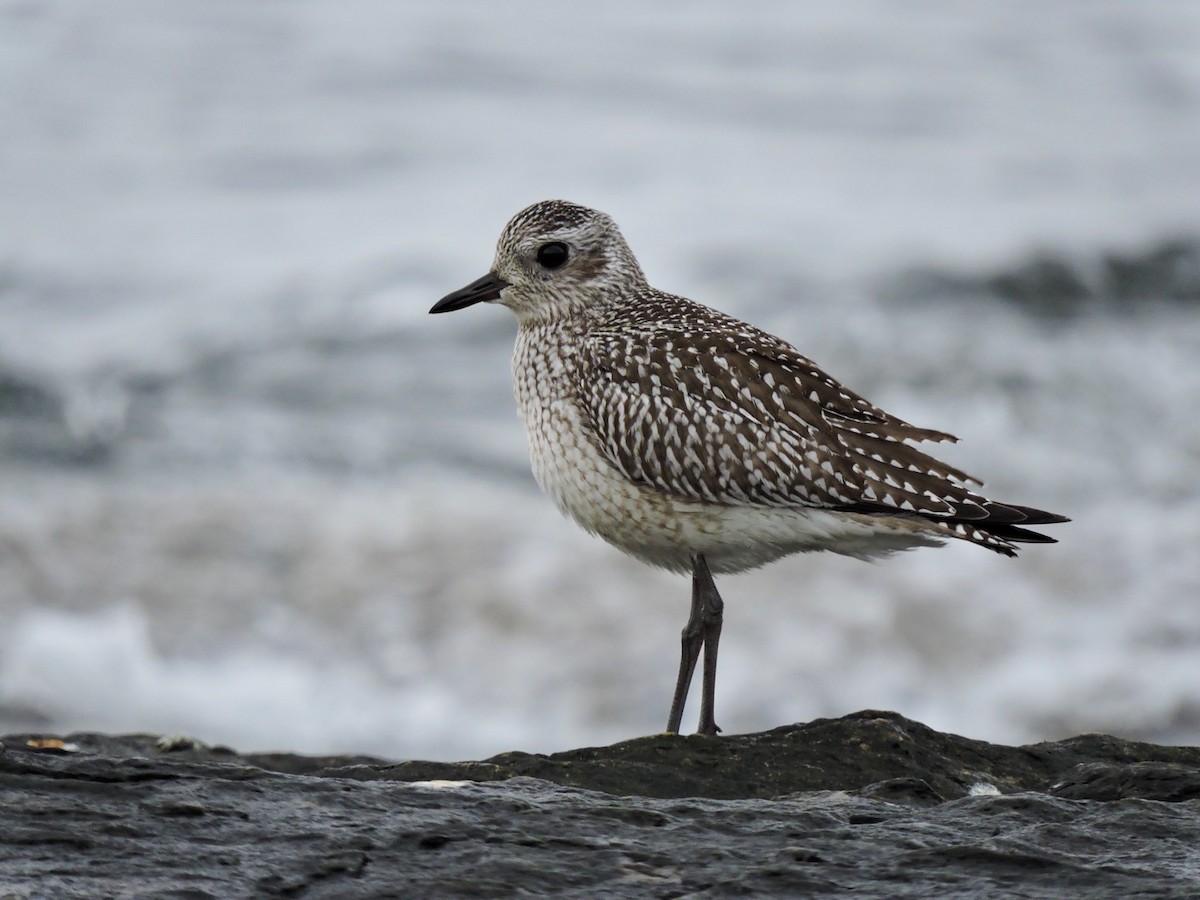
693,553 -> 724,736
665,559 -> 707,734
665,553 -> 724,735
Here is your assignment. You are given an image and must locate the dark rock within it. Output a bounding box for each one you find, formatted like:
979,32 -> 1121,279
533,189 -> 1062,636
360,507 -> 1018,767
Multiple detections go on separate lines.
2,710 -> 1199,898
1051,761 -> 1200,802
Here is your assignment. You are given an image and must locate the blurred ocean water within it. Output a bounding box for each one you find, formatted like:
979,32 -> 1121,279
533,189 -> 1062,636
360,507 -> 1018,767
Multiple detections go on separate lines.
1,0 -> 1199,759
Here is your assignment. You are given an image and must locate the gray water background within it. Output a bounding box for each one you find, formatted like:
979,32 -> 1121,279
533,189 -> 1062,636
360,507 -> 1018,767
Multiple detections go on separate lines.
1,1 -> 1198,759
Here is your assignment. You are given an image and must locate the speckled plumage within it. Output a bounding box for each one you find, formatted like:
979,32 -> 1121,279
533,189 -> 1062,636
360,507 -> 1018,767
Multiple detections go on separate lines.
445,199 -> 1064,573
432,199 -> 1067,733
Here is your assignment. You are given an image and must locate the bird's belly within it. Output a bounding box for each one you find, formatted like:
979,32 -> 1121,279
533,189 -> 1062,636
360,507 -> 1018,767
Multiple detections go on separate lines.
519,396 -> 937,574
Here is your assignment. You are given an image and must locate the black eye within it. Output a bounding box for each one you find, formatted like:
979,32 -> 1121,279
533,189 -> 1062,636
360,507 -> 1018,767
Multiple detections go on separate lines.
535,242 -> 570,270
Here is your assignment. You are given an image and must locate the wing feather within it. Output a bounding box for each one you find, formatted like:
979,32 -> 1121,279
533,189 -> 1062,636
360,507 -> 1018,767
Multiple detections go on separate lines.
577,297 -> 995,521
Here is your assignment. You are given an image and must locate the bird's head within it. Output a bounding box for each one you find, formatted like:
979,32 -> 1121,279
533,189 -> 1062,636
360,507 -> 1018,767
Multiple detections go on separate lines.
431,200 -> 646,325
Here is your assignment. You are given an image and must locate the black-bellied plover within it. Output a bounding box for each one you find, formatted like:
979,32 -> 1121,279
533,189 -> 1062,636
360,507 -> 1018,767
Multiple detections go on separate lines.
431,200 -> 1067,736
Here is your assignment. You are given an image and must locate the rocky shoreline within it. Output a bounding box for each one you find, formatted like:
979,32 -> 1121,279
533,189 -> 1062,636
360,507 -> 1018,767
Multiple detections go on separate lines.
3,711 -> 1199,897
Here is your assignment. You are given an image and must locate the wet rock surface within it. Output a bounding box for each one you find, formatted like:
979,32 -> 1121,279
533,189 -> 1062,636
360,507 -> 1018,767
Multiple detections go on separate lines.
3,711 -> 1199,898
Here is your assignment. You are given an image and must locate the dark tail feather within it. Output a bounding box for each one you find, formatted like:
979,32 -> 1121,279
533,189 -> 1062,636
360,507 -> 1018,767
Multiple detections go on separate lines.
1003,504 -> 1071,526
969,502 -> 1068,546
836,497 -> 1069,552
980,523 -> 1060,544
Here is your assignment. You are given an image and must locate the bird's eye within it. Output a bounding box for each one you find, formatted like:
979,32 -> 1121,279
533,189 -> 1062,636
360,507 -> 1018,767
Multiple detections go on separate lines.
535,242 -> 570,270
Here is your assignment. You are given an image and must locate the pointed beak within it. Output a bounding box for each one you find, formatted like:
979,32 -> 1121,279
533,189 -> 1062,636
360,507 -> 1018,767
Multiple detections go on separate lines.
430,272 -> 510,314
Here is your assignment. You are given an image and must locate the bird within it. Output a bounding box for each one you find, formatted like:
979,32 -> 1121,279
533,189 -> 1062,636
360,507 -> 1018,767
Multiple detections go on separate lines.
430,199 -> 1068,737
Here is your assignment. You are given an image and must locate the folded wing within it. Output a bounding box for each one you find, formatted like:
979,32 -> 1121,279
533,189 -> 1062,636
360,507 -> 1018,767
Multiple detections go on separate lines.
577,295 -> 1066,552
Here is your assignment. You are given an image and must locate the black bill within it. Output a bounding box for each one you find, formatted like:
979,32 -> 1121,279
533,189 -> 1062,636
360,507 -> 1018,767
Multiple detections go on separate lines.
429,272 -> 510,314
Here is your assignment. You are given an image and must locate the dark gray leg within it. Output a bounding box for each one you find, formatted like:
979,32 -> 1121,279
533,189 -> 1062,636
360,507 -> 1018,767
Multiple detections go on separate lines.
665,562 -> 706,734
694,554 -> 724,736
665,553 -> 725,736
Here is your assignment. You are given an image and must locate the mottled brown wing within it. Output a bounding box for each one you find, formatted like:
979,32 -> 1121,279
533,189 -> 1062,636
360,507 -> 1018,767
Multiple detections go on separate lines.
578,308 -> 1002,520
